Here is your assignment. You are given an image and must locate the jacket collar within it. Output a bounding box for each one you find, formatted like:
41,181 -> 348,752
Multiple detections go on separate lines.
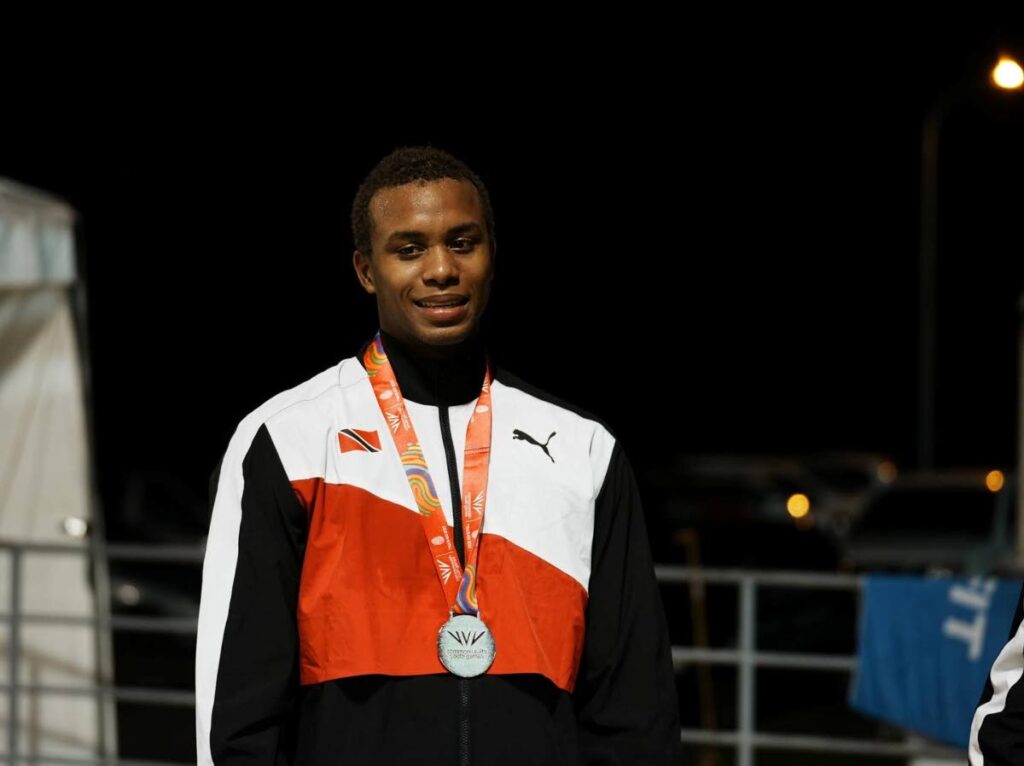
356,327 -> 489,406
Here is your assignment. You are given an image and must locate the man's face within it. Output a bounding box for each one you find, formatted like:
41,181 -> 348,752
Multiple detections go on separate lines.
353,178 -> 494,356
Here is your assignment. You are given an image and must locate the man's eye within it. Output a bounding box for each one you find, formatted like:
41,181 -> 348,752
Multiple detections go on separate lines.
398,245 -> 420,257
451,238 -> 476,251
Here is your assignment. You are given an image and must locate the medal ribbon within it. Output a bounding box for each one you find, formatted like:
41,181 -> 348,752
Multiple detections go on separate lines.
362,330 -> 492,616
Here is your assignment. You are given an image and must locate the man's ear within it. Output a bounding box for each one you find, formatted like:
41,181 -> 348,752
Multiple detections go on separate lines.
353,249 -> 376,294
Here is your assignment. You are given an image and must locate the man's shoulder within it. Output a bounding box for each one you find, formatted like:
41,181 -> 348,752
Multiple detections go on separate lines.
227,357 -> 357,454
491,364 -> 618,438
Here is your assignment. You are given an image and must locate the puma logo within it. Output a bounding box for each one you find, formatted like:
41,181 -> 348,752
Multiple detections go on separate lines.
513,429 -> 556,463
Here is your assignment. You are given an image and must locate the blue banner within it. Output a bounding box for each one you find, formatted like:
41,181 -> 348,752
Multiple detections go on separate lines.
849,573 -> 1022,747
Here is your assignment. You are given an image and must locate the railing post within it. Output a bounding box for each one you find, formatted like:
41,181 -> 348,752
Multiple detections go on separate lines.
737,575 -> 757,766
8,547 -> 21,763
89,527 -> 118,760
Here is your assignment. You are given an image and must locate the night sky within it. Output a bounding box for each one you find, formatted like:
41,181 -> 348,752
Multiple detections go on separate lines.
3,28 -> 1022,540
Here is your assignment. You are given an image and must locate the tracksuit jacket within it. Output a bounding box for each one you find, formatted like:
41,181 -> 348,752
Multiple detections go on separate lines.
970,581 -> 1024,764
195,328 -> 681,764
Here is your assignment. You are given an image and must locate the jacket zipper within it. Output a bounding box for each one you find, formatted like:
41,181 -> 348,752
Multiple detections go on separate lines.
458,678 -> 471,766
439,403 -> 471,766
439,404 -> 466,566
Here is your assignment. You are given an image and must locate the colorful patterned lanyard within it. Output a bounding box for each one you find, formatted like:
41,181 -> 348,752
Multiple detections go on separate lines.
363,330 -> 493,616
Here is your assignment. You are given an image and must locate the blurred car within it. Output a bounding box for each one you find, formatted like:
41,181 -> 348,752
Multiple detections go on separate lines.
800,451 -> 898,538
839,469 -> 1016,575
644,454 -> 841,570
649,451 -> 897,538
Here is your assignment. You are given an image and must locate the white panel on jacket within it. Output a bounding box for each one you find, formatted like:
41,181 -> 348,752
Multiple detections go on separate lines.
482,379 -> 617,593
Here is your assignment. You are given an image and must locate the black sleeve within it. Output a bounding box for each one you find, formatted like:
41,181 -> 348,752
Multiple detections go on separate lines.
573,440 -> 682,765
196,423 -> 308,765
969,581 -> 1024,764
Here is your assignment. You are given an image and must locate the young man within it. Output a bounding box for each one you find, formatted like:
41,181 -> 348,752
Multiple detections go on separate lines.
195,146 -> 681,764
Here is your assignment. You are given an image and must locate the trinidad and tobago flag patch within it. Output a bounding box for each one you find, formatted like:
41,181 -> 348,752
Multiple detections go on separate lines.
338,428 -> 382,454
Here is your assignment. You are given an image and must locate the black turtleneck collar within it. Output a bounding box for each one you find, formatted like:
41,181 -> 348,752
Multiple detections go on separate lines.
356,328 -> 489,406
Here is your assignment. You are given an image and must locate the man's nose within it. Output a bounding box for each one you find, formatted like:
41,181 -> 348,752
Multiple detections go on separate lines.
423,245 -> 459,282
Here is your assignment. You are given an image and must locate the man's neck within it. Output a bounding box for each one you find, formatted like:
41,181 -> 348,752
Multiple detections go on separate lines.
357,328 -> 489,407
389,329 -> 481,361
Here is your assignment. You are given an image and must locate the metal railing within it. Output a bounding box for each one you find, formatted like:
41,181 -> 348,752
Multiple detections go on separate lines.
0,540 -> 201,766
0,540 -> 968,764
657,566 -> 966,764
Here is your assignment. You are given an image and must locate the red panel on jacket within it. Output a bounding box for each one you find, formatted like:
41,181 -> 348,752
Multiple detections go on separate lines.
291,481 -> 588,692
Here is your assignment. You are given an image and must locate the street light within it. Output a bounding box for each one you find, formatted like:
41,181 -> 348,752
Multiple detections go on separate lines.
992,56 -> 1024,90
917,52 -> 1022,471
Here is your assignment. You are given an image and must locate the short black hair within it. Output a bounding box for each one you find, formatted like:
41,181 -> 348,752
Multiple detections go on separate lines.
350,145 -> 496,258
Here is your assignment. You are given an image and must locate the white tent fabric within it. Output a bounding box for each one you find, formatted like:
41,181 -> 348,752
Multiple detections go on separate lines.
0,179 -> 76,288
0,179 -> 115,759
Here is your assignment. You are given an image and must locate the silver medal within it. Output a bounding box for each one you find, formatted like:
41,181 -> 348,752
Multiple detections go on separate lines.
437,613 -> 496,677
